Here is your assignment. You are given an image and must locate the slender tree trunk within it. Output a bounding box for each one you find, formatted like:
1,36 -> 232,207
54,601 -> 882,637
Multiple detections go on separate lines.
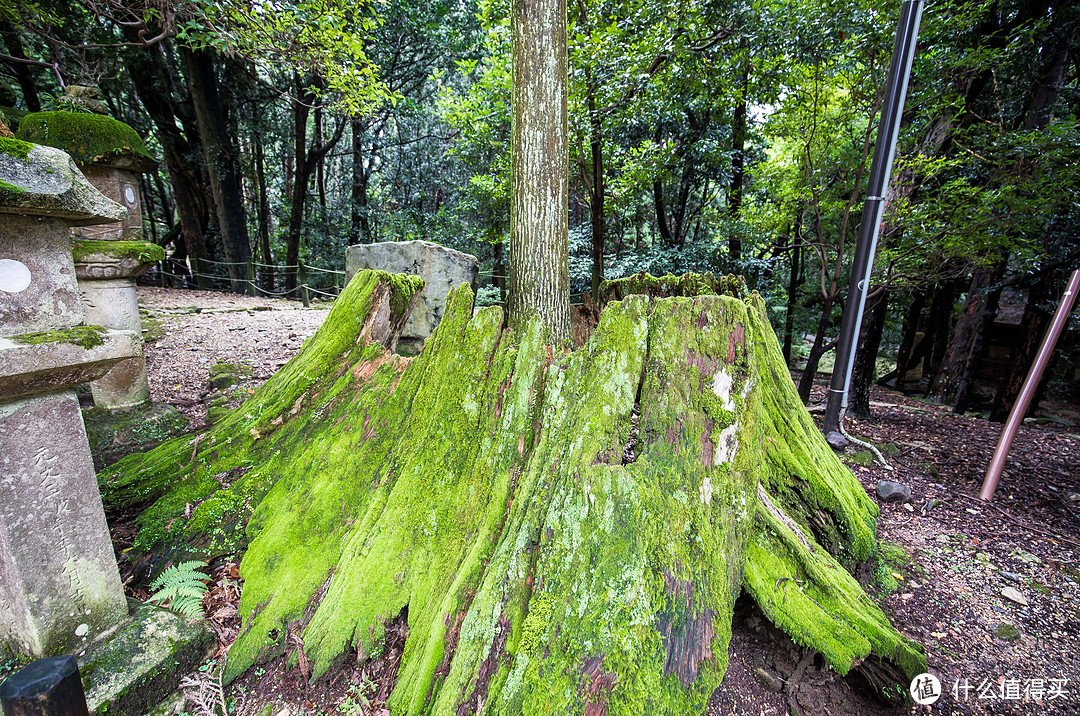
588,107 -> 605,299
285,78 -> 310,296
783,240 -> 802,366
182,47 -> 251,292
892,290 -> 926,392
922,279 -> 958,395
931,260 -> 1006,408
848,289 -> 889,418
350,118 -> 373,244
315,106 -> 327,209
798,294 -> 835,404
493,235 -> 507,306
508,0 -> 570,344
728,47 -> 750,258
252,119 -> 273,291
0,22 -> 41,112
653,179 -> 674,245
989,268 -> 1055,422
122,39 -> 211,288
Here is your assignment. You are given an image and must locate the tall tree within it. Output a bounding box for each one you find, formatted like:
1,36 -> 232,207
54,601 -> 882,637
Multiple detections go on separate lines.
508,0 -> 570,343
183,46 -> 251,292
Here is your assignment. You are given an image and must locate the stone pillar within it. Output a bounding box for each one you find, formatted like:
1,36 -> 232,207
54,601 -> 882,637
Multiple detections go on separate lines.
345,240 -> 479,353
74,242 -> 163,409
15,103 -> 162,410
0,139 -> 138,658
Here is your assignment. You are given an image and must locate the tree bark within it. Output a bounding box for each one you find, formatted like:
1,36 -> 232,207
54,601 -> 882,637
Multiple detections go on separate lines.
929,262 -> 1003,406
122,38 -> 212,288
728,47 -> 750,257
798,294 -> 835,404
103,273 -> 924,712
350,118 -> 373,245
182,46 -> 251,293
922,279 -> 958,395
284,74 -> 346,295
848,289 -> 889,418
508,0 -> 571,344
989,267 -> 1055,422
892,290 -> 926,392
782,243 -> 801,366
0,22 -> 41,112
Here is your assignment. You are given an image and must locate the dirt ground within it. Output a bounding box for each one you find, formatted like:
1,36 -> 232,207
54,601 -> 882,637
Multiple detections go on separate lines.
120,288 -> 1080,715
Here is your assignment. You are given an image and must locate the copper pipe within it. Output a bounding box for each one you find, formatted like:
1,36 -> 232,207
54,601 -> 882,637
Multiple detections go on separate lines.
979,268 -> 1080,501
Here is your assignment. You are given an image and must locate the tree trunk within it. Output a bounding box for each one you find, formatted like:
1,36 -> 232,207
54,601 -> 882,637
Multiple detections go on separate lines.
654,178 -> 674,245
0,22 -> 41,112
349,118 -> 373,245
493,235 -> 507,306
102,273 -> 924,713
588,108 -> 605,299
798,294 -> 835,404
728,47 -> 750,258
252,120 -> 273,292
508,0 -> 570,344
782,214 -> 803,366
848,289 -> 889,418
922,279 -> 958,395
989,267 -> 1055,422
892,290 -> 926,392
122,39 -> 212,288
182,47 -> 251,292
929,263 -> 1003,405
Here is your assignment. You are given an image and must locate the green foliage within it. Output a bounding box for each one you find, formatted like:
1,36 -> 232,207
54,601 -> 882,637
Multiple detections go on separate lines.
148,560 -> 209,619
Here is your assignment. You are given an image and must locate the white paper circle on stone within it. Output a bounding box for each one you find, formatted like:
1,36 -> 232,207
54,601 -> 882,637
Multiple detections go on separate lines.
75,623 -> 89,637
0,259 -> 32,293
124,185 -> 137,205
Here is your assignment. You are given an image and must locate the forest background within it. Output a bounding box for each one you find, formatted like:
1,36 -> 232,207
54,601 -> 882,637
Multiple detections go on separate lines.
1,0 -> 1077,421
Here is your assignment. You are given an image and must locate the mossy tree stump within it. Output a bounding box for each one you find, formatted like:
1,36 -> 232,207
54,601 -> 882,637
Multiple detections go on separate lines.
101,271 -> 924,714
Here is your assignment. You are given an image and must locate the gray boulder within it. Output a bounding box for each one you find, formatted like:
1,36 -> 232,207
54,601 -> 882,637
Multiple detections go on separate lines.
346,240 -> 479,353
876,480 -> 913,504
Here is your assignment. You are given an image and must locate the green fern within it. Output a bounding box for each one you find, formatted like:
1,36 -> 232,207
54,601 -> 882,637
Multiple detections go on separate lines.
149,560 -> 209,619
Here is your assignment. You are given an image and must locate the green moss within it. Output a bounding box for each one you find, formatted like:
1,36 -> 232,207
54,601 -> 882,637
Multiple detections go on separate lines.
72,239 -> 165,265
993,623 -> 1019,641
15,111 -> 155,167
0,136 -> 32,160
13,324 -> 107,349
598,271 -> 747,305
0,178 -> 25,195
102,271 -> 918,712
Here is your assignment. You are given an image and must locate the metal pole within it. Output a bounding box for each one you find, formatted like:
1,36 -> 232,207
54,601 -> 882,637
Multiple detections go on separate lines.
979,269 -> 1080,501
822,0 -> 924,437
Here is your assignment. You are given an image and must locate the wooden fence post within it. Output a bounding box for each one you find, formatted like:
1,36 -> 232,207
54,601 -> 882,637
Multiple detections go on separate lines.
298,259 -> 310,307
247,259 -> 257,297
0,655 -> 90,716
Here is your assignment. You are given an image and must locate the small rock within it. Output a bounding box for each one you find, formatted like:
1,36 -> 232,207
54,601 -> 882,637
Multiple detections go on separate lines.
999,571 -> 1022,584
993,623 -> 1020,642
1012,548 -> 1041,564
1001,587 -> 1029,606
753,666 -> 784,693
876,480 -> 912,504
826,431 -> 848,450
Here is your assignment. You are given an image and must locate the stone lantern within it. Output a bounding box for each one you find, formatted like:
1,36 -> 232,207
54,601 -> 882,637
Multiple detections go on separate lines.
17,103 -> 163,409
0,138 -> 137,657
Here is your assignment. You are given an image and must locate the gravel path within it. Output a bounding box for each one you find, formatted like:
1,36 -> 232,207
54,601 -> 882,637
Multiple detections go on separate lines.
137,286 -> 330,425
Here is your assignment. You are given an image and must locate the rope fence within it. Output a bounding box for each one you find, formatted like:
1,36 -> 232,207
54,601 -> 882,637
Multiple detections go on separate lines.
147,256 -> 348,307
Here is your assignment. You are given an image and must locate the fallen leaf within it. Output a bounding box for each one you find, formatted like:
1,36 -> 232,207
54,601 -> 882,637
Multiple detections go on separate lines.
1001,587 -> 1029,606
